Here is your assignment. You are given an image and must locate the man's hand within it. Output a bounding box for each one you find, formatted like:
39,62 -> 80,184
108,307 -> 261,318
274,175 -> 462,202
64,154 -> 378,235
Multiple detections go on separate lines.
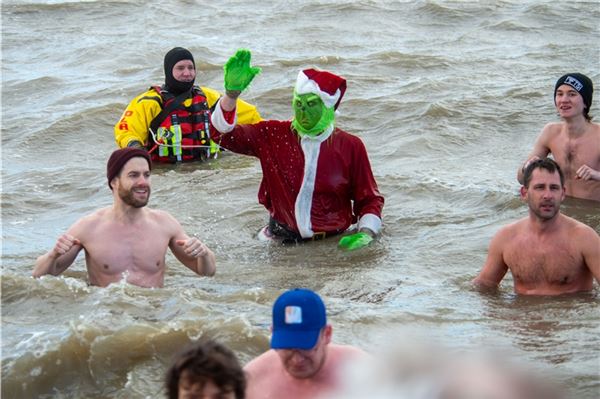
576,164 -> 600,181
224,49 -> 261,93
338,231 -> 373,251
52,234 -> 81,257
177,238 -> 209,258
127,140 -> 143,148
522,155 -> 541,173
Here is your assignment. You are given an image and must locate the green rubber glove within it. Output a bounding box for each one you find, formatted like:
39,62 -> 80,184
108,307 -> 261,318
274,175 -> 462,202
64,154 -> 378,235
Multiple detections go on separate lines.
338,232 -> 373,251
223,49 -> 261,91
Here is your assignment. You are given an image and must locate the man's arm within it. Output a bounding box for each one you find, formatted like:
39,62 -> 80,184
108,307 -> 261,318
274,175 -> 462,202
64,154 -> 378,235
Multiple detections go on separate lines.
33,233 -> 82,278
114,90 -> 162,148
517,125 -> 553,184
472,229 -> 510,290
580,226 -> 600,283
202,86 -> 262,124
339,138 -> 384,251
171,235 -> 216,277
166,214 -> 216,277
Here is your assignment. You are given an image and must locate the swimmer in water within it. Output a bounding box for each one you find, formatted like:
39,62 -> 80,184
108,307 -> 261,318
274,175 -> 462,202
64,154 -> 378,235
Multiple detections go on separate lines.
243,288 -> 368,399
33,148 -> 216,288
475,158 -> 600,295
517,73 -> 600,202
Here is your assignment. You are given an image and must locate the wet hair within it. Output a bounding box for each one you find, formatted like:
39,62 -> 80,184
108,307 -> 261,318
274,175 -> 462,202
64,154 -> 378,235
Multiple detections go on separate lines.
523,158 -> 564,188
165,340 -> 246,399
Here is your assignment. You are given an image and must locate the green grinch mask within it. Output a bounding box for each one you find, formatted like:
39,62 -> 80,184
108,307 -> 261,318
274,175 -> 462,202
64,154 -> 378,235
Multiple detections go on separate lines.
291,92 -> 335,137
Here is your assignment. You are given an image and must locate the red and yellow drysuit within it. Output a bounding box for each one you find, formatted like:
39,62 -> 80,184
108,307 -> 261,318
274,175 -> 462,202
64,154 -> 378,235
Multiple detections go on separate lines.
114,86 -> 261,163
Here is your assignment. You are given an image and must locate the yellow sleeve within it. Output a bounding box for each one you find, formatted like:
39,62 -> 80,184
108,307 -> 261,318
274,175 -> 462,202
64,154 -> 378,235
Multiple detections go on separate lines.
114,89 -> 163,148
201,86 -> 263,125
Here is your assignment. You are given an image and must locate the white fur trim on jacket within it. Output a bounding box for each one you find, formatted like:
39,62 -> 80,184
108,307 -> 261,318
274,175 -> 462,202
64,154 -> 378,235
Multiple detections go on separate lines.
294,125 -> 334,238
210,97 -> 237,133
295,71 -> 341,109
358,213 -> 382,235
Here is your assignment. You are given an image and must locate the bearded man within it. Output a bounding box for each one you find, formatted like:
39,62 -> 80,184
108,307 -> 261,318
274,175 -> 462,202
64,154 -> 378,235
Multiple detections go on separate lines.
211,50 -> 384,250
473,158 -> 600,295
33,148 -> 216,287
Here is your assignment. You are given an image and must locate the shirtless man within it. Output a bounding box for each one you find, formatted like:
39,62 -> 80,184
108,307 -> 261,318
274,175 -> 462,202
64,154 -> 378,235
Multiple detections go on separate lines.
244,288 -> 366,399
33,148 -> 215,288
475,158 -> 600,295
517,73 -> 600,201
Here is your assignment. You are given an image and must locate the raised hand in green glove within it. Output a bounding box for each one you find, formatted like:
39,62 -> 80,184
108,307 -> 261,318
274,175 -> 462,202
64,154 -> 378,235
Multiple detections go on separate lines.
224,49 -> 261,92
338,231 -> 373,251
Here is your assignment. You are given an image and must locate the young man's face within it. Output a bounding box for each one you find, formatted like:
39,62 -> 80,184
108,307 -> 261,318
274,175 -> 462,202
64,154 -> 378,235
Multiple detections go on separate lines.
172,60 -> 196,83
555,84 -> 586,118
276,325 -> 332,379
115,157 -> 151,208
178,374 -> 236,399
521,168 -> 565,220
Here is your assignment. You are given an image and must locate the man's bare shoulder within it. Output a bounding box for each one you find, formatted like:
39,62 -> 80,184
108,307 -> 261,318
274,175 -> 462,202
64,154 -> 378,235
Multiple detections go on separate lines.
244,349 -> 278,374
493,219 -> 525,239
70,207 -> 111,228
144,207 -> 178,223
539,122 -> 564,139
329,344 -> 367,357
561,213 -> 600,239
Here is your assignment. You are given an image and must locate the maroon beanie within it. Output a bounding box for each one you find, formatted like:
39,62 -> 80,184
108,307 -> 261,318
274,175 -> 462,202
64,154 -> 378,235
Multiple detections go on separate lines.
107,148 -> 152,190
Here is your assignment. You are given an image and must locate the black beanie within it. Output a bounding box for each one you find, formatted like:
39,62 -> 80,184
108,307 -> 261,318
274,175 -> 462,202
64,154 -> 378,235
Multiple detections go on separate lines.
554,73 -> 593,114
164,47 -> 195,94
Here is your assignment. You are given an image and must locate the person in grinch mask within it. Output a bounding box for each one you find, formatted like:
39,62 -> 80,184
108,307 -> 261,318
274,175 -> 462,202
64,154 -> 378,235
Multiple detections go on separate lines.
211,50 -> 384,250
114,47 -> 262,163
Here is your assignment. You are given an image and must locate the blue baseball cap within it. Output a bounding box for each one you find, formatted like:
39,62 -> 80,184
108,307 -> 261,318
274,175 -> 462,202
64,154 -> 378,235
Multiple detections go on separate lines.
271,288 -> 327,350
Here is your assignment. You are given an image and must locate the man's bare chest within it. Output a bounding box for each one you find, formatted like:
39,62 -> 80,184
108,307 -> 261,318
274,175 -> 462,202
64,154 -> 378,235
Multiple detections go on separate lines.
82,223 -> 170,274
551,134 -> 600,173
504,239 -> 585,285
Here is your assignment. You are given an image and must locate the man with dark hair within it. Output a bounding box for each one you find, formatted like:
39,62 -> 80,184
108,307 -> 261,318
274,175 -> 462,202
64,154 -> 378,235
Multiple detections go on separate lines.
517,73 -> 600,201
244,288 -> 367,399
33,148 -> 215,287
166,340 -> 245,399
475,158 -> 600,295
115,47 -> 262,163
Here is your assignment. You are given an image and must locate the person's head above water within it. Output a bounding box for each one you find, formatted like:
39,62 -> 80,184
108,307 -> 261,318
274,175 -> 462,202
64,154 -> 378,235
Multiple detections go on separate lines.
166,339 -> 245,399
292,68 -> 347,137
164,47 -> 196,94
554,73 -> 593,121
106,147 -> 152,190
271,288 -> 328,350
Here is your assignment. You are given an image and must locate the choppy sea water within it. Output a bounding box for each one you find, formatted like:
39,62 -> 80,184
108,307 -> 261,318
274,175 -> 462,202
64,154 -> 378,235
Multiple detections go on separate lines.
2,0 -> 599,398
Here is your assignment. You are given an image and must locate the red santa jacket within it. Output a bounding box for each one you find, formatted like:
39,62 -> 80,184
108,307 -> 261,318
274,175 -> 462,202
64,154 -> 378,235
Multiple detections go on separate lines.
211,118 -> 384,237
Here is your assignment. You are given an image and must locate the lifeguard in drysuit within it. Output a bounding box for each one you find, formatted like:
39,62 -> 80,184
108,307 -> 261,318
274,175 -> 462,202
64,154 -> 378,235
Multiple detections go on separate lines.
114,47 -> 261,163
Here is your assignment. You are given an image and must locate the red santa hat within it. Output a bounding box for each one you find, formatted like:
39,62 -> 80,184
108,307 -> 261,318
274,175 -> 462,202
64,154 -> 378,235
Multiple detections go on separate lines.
295,68 -> 347,110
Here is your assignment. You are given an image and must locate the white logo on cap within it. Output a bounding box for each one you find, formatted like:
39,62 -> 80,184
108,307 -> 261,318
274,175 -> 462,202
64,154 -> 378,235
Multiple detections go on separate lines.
564,76 -> 583,92
285,306 -> 303,324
